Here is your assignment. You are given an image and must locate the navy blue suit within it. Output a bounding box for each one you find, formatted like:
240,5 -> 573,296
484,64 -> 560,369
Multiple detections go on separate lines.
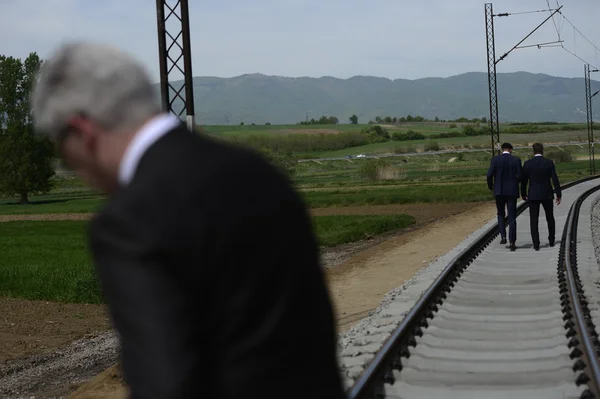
487,153 -> 523,243
521,155 -> 562,246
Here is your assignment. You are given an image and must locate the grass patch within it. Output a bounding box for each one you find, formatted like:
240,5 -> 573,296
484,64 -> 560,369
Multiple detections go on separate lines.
0,193 -> 104,215
0,221 -> 102,303
0,215 -> 415,302
303,184 -> 493,207
312,130 -> 587,158
313,214 -> 415,247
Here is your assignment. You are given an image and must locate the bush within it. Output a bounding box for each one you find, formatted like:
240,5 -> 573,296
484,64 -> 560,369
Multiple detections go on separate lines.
503,124 -> 551,134
457,152 -> 466,162
560,124 -> 586,131
362,125 -> 390,143
258,149 -> 298,177
449,123 -> 458,129
391,130 -> 426,142
546,150 -> 573,163
226,131 -> 368,154
431,131 -> 465,139
394,146 -> 416,154
424,141 -> 440,152
359,158 -> 391,181
462,125 -> 488,137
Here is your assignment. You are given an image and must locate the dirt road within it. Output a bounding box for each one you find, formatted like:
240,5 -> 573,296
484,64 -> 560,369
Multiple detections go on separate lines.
328,202 -> 497,332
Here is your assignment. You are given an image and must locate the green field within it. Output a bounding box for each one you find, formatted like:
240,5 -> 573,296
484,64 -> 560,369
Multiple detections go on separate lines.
0,193 -> 104,215
0,221 -> 101,303
204,122 -> 586,140
294,146 -> 592,188
203,123 -> 366,137
314,214 -> 415,247
303,184 -> 493,207
0,144 -> 594,212
200,121 -> 589,161
312,130 -> 588,158
1,121 -> 596,304
0,215 -> 413,302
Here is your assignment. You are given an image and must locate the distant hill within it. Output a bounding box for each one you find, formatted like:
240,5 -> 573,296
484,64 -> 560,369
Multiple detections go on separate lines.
160,72 -> 600,125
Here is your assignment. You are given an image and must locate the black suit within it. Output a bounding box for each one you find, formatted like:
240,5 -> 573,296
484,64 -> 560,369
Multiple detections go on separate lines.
521,155 -> 562,246
486,153 -> 523,243
88,125 -> 344,399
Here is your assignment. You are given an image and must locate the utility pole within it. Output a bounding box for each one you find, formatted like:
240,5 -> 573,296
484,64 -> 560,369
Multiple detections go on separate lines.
485,3 -> 500,156
484,3 -> 562,158
156,0 -> 196,130
585,64 -> 599,175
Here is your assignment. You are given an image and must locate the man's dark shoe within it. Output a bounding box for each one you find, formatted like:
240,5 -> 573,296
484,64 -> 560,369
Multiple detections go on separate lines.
500,237 -> 507,245
549,239 -> 555,247
534,245 -> 540,251
509,242 -> 517,251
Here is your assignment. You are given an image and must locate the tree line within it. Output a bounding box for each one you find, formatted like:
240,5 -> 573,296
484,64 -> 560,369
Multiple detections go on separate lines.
295,114 -> 488,126
0,53 -> 55,203
369,115 -> 488,124
298,115 -> 339,125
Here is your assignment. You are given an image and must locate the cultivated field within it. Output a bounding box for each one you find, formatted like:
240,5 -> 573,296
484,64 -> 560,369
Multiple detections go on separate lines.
1,122 -> 598,397
204,122 -> 589,159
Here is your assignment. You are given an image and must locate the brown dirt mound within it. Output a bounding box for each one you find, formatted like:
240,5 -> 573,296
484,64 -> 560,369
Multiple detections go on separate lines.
0,213 -> 93,222
0,297 -> 109,363
329,202 -> 497,331
68,365 -> 127,399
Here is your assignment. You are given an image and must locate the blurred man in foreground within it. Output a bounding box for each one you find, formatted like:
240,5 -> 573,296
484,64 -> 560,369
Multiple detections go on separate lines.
521,143 -> 562,251
32,42 -> 344,399
486,142 -> 522,251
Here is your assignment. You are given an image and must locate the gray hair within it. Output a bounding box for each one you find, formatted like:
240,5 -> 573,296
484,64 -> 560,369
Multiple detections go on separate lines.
32,42 -> 160,139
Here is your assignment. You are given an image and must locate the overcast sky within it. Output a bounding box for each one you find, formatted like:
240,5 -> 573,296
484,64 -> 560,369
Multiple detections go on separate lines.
1,0 -> 598,82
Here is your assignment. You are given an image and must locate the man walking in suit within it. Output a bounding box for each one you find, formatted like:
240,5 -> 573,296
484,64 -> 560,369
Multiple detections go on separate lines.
32,42 -> 344,399
521,143 -> 562,251
487,142 -> 523,251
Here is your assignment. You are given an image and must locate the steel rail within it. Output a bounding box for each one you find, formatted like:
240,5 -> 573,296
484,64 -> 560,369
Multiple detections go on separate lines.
347,174 -> 600,399
562,183 -> 600,398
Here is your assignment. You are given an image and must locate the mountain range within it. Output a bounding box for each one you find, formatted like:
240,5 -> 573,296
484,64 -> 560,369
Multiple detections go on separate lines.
162,72 -> 600,125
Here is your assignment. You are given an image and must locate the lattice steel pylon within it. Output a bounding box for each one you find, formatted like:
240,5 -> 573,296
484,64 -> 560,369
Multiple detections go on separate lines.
585,64 -> 595,175
485,3 -> 501,157
156,0 -> 195,130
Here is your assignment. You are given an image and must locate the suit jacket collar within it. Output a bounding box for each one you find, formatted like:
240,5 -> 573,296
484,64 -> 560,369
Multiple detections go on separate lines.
118,113 -> 181,186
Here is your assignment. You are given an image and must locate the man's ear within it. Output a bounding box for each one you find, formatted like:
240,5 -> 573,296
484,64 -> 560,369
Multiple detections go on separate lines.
67,115 -> 98,155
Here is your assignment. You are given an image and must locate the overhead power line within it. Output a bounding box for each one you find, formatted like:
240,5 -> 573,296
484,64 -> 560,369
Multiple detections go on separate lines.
558,11 -> 600,55
542,1 -> 600,70
496,6 -> 563,64
561,46 -> 599,71
546,0 -> 560,40
495,8 -> 559,17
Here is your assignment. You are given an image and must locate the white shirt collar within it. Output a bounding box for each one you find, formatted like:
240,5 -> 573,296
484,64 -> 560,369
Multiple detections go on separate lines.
502,151 -> 510,154
534,154 -> 543,157
118,113 -> 181,186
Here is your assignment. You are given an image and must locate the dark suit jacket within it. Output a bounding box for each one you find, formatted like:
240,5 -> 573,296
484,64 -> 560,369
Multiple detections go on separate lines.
486,153 -> 522,197
88,125 -> 344,399
521,155 -> 562,201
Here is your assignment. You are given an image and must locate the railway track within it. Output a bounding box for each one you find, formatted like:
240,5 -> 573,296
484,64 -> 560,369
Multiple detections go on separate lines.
346,177 -> 600,399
